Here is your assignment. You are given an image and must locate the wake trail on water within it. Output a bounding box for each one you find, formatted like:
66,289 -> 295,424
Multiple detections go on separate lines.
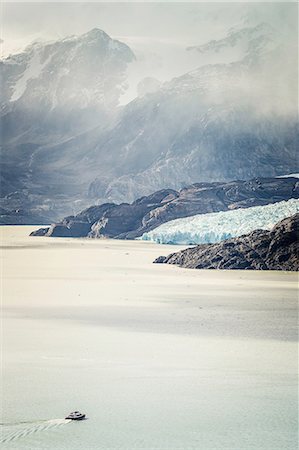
1,418 -> 71,444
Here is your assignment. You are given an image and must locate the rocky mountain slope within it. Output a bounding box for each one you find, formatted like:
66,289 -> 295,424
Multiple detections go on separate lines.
30,177 -> 299,238
154,214 -> 299,271
84,23 -> 297,204
0,29 -> 135,223
1,24 -> 297,224
1,28 -> 134,128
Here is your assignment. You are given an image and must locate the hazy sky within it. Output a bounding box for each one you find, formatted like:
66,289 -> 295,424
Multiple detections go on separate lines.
1,2 -> 297,104
1,2 -> 297,56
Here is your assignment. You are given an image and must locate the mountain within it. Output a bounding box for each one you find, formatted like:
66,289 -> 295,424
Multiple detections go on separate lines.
1,28 -> 134,129
74,23 -> 297,205
1,24 -> 297,224
187,23 -> 277,64
0,29 -> 135,223
30,177 -> 299,238
154,213 -> 299,271
86,54 -> 297,204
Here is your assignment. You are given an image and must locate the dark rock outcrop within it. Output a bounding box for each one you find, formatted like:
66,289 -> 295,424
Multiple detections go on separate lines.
154,214 -> 299,271
30,227 -> 49,236
31,190 -> 177,238
30,177 -> 299,238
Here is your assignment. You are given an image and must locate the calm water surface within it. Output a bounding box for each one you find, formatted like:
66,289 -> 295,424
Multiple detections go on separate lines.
1,227 -> 298,449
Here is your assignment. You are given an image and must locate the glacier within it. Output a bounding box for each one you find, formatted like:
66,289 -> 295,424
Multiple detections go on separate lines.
141,199 -> 299,245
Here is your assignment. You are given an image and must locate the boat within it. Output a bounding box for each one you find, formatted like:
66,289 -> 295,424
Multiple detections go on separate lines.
65,411 -> 86,420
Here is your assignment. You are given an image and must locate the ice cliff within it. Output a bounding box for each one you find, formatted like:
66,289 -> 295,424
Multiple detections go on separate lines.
141,199 -> 299,245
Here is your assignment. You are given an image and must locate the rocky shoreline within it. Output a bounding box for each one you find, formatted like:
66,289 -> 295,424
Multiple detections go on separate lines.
30,177 -> 298,238
154,214 -> 299,271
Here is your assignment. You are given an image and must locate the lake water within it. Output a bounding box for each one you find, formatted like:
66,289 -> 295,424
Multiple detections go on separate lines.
1,226 -> 298,449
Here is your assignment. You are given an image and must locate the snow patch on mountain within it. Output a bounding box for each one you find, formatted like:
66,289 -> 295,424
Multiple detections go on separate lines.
11,51 -> 51,102
277,174 -> 299,179
3,28 -> 135,111
141,199 -> 299,245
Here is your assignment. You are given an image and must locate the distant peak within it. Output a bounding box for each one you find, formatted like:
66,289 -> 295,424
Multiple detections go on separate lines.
82,28 -> 110,40
60,28 -> 112,45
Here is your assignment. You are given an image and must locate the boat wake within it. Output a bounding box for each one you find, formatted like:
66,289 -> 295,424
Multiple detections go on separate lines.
0,418 -> 71,444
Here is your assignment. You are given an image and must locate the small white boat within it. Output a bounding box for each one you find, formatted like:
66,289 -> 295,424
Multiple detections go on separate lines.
65,411 -> 86,421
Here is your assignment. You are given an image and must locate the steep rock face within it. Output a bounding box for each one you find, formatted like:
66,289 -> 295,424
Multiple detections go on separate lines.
1,29 -> 134,129
154,214 -> 299,271
0,29 -> 135,224
30,177 -> 299,238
